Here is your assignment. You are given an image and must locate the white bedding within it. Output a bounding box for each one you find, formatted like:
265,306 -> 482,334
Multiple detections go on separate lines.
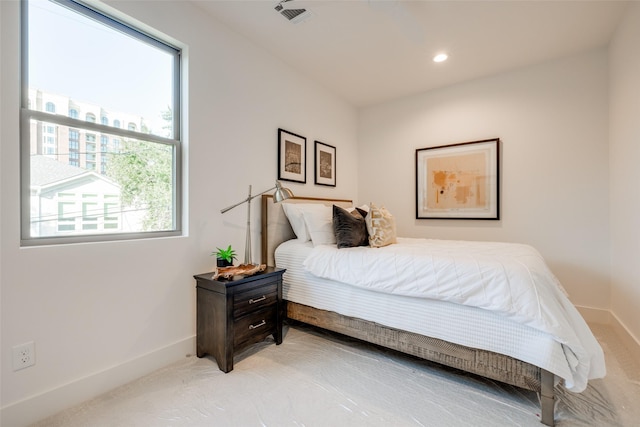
277,238 -> 605,393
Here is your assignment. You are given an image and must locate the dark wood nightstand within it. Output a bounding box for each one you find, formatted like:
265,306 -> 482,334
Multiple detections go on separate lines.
194,267 -> 285,373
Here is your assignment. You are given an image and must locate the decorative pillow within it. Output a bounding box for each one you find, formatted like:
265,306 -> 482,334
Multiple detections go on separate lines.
282,203 -> 312,242
365,203 -> 397,248
333,205 -> 369,249
301,204 -> 336,246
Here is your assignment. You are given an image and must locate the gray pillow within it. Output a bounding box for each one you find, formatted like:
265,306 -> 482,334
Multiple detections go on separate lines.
332,205 -> 369,248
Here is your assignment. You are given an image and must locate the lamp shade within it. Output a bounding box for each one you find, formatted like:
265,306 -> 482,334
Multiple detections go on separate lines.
273,181 -> 294,203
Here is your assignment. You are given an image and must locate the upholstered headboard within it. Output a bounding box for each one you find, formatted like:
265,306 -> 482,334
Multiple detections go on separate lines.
260,195 -> 352,267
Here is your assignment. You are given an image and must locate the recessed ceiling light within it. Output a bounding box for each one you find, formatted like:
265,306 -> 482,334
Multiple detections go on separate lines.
433,53 -> 448,63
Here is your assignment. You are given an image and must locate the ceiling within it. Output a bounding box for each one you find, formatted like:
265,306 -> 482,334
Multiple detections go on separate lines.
193,0 -> 629,108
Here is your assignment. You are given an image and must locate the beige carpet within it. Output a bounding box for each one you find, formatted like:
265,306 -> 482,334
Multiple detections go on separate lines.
33,323 -> 639,426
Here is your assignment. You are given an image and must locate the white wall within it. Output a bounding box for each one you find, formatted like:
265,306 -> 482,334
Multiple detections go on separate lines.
609,2 -> 640,346
0,1 -> 358,425
358,50 -> 610,310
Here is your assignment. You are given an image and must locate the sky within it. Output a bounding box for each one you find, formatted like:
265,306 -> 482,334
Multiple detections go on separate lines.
28,0 -> 175,133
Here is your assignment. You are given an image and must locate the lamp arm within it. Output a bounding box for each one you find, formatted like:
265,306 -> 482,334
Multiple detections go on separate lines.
220,185 -> 277,214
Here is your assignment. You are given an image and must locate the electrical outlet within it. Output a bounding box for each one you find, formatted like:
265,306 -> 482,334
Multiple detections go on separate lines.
12,341 -> 35,371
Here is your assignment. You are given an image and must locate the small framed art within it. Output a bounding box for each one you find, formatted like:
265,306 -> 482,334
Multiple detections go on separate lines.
314,141 -> 336,187
416,138 -> 499,219
278,128 -> 306,183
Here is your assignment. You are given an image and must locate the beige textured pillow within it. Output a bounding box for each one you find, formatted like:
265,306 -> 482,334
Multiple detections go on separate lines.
365,203 -> 397,248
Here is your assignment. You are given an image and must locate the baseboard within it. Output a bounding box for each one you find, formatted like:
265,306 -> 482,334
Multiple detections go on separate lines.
610,311 -> 640,362
0,335 -> 196,427
576,305 -> 640,361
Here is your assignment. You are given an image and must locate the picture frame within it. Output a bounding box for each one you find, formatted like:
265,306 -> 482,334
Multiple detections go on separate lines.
416,138 -> 499,219
278,128 -> 306,184
314,141 -> 336,187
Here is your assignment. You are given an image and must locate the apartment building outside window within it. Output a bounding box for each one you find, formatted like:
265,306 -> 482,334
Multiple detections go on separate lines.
21,0 -> 182,245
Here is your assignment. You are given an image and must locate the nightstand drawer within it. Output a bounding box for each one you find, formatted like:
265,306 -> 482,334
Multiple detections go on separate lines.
234,307 -> 277,349
233,284 -> 278,317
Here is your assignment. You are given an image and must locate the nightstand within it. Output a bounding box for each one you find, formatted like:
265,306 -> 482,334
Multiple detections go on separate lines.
194,267 -> 285,372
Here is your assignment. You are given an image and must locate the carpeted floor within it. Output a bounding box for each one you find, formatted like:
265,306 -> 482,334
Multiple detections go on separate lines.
33,323 -> 639,426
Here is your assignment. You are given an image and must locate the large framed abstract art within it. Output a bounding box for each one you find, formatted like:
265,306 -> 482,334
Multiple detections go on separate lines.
416,138 -> 499,219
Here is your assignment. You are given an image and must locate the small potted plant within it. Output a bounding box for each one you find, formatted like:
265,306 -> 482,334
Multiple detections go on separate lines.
212,245 -> 237,267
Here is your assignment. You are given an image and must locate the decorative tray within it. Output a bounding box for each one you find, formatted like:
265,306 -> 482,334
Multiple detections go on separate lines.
213,263 -> 266,280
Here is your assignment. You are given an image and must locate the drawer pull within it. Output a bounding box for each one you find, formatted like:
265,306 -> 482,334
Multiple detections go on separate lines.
249,296 -> 266,304
249,320 -> 266,330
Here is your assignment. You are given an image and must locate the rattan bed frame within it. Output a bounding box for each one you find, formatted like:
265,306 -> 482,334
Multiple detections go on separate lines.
260,194 -> 556,426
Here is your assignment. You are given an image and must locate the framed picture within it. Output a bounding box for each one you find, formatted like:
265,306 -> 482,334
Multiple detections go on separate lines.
314,141 -> 336,187
416,138 -> 499,219
278,128 -> 306,183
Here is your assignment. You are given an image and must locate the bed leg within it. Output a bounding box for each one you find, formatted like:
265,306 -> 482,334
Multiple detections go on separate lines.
540,369 -> 555,426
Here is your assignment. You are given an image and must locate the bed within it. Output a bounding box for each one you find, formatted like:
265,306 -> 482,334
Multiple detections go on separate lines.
260,194 -> 605,426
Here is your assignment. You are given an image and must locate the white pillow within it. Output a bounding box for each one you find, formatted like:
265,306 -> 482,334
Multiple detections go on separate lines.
282,203 -> 311,242
301,204 -> 336,246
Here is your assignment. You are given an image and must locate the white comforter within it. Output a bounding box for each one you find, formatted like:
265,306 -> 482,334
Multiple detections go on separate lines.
303,237 -> 605,392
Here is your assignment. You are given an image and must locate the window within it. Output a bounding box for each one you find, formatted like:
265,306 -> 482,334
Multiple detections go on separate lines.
57,192 -> 76,232
22,0 -> 182,245
100,135 -> 109,151
42,123 -> 57,156
69,129 -> 79,150
103,194 -> 120,230
82,194 -> 98,230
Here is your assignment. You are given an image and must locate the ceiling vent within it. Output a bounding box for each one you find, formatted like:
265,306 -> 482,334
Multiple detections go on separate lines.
275,1 -> 313,24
